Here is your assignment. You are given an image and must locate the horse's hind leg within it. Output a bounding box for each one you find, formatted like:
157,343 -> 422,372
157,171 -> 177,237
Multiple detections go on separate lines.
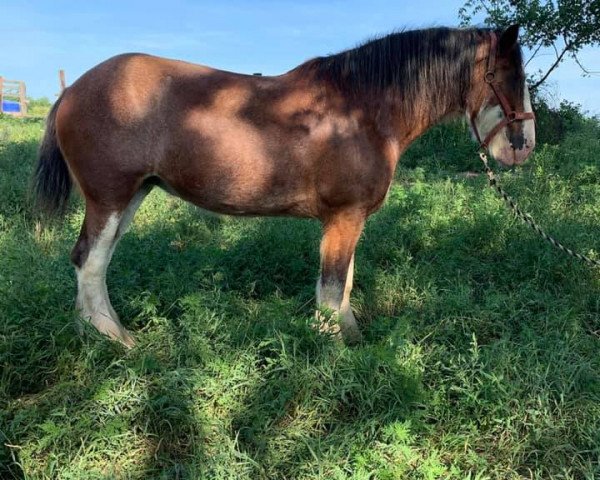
71,185 -> 151,347
316,210 -> 365,343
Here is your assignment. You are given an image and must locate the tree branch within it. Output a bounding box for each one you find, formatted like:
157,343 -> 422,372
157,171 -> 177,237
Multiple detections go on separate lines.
530,44 -> 570,91
573,54 -> 600,75
525,42 -> 543,67
477,0 -> 494,18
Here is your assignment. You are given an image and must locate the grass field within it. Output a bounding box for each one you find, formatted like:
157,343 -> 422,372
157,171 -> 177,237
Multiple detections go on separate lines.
1,111 -> 599,479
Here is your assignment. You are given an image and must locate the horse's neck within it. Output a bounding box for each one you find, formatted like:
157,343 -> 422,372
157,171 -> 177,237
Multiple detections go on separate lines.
383,80 -> 467,148
357,86 -> 465,168
380,47 -> 474,143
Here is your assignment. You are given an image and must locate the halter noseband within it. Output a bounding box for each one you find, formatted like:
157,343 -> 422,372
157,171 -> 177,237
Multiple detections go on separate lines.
470,31 -> 535,150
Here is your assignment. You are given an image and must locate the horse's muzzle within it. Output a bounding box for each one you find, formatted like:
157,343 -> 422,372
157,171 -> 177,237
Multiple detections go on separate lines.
494,143 -> 534,167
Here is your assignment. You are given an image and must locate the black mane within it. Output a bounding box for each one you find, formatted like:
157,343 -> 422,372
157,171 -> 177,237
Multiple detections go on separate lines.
298,27 -> 488,118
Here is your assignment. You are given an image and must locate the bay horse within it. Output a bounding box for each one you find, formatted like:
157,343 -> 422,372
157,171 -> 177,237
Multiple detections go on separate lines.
34,26 -> 535,347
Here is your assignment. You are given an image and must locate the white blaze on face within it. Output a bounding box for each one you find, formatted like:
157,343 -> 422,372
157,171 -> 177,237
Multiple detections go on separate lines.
521,84 -> 535,149
472,102 -> 505,155
470,81 -> 535,166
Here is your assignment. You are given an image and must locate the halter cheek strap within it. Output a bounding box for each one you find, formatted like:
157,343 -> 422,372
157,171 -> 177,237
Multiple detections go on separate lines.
470,31 -> 535,150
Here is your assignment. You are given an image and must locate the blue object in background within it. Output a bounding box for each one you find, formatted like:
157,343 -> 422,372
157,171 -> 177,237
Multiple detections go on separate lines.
2,100 -> 21,113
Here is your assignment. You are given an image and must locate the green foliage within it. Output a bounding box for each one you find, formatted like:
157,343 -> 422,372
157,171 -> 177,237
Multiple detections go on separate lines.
1,113 -> 599,479
402,120 -> 481,172
532,97 -> 596,145
459,0 -> 600,89
26,97 -> 53,117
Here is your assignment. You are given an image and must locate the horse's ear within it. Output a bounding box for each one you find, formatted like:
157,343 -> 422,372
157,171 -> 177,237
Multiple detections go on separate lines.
499,24 -> 519,54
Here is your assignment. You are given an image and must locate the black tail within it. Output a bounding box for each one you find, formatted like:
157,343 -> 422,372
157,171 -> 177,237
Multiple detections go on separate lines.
33,94 -> 72,217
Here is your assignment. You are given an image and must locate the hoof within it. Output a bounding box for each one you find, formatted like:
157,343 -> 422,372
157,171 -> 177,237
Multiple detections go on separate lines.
86,312 -> 136,348
102,324 -> 136,349
116,328 -> 136,349
314,309 -> 362,345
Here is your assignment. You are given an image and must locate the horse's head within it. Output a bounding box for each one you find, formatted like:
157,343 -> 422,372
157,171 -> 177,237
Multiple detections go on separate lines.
467,25 -> 535,167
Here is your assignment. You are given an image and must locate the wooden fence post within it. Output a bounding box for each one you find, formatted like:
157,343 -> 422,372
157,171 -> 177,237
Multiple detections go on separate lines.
19,81 -> 27,116
59,70 -> 66,92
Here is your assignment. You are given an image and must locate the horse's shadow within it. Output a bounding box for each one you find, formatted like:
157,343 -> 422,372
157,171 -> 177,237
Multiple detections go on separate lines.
2,177 -> 599,477
109,189 -> 598,473
109,205 -> 425,473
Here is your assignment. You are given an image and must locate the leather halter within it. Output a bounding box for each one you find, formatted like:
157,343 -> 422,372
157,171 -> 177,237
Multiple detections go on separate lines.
470,32 -> 535,150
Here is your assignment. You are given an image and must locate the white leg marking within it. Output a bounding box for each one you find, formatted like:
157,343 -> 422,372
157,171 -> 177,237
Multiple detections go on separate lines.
114,188 -> 149,242
339,255 -> 361,341
76,213 -> 134,347
315,255 -> 361,342
315,278 -> 344,336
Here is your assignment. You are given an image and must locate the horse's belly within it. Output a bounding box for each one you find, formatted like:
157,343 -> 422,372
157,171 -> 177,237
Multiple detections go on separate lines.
172,180 -> 317,217
158,147 -> 318,217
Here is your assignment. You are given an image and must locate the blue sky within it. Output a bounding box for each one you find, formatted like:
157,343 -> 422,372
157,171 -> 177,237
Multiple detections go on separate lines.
2,0 -> 598,113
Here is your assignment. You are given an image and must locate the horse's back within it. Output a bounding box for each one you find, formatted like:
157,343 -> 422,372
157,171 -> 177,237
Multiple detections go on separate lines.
53,54 -> 318,213
57,53 -> 219,131
53,53 -> 387,218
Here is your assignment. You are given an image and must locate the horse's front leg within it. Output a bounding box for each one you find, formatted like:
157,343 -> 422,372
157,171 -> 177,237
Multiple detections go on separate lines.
316,210 -> 365,343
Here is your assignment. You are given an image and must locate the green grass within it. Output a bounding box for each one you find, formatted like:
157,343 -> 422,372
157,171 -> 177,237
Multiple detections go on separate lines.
0,112 -> 599,479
